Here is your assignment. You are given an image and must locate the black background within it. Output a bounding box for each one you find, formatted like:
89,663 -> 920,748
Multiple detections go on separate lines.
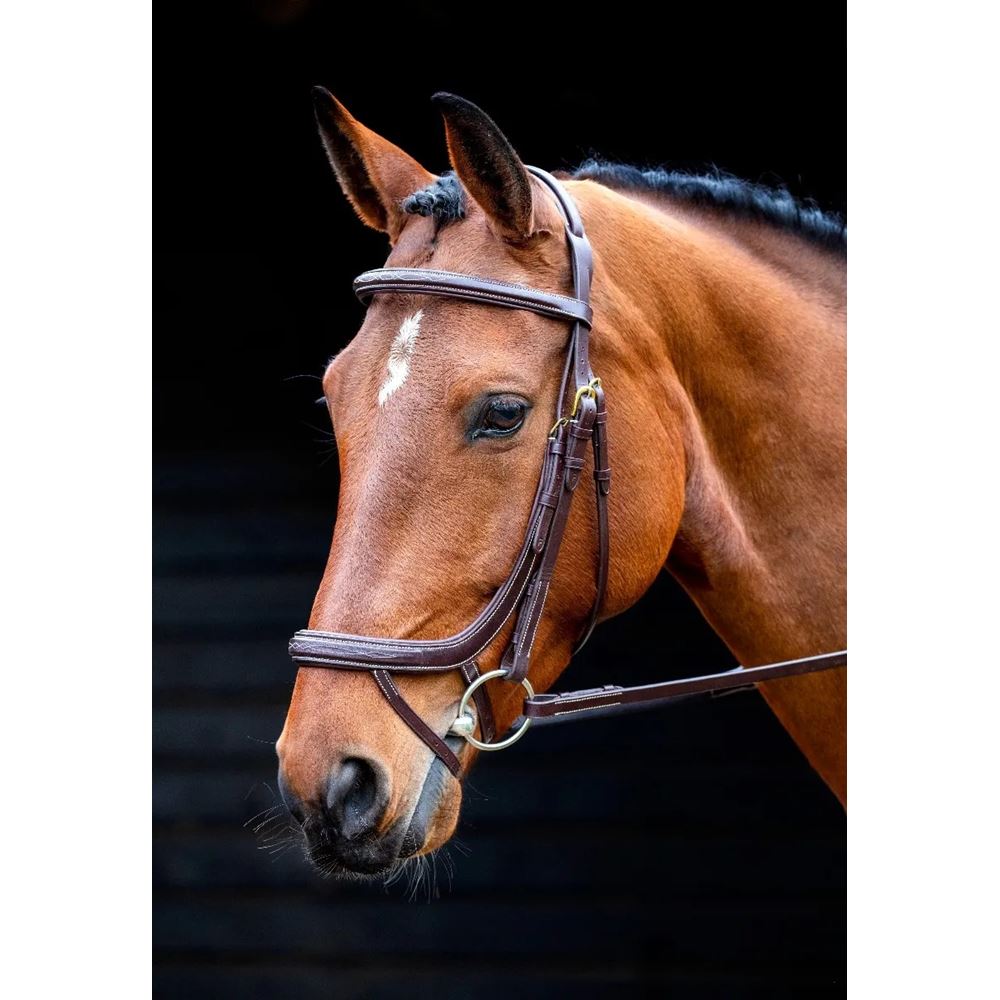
155,2 -> 846,996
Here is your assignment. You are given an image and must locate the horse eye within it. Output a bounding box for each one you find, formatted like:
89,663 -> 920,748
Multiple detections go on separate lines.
472,396 -> 528,439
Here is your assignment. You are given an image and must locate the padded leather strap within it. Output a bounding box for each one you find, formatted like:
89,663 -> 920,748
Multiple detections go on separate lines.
354,268 -> 593,327
501,394 -> 598,682
289,529 -> 541,670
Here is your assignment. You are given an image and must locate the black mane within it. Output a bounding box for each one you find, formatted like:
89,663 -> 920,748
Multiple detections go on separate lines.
573,159 -> 846,251
402,162 -> 845,251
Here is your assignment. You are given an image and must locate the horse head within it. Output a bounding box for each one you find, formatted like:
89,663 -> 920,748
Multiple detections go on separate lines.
276,91 -> 682,875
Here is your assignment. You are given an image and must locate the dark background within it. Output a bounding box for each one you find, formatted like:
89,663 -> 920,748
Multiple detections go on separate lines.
155,2 -> 846,996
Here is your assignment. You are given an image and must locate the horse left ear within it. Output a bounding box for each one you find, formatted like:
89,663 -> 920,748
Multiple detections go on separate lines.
431,92 -> 535,242
313,87 -> 435,241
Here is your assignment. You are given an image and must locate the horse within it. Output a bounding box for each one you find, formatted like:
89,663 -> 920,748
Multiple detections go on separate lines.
276,90 -> 846,877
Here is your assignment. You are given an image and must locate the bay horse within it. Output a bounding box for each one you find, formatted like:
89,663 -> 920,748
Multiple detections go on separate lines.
276,90 -> 846,876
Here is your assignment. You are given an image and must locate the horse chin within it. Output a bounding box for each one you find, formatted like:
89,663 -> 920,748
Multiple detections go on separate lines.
400,739 -> 464,859
305,841 -> 398,880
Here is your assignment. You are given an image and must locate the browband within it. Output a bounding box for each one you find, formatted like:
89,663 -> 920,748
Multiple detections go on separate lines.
353,269 -> 594,327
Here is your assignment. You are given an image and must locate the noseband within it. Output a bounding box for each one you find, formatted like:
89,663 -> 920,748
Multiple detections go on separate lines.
288,167 -> 846,778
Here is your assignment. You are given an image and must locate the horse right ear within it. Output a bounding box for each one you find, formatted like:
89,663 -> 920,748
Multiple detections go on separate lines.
431,92 -> 535,243
312,88 -> 434,241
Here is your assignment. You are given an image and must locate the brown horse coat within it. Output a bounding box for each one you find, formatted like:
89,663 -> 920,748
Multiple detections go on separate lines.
277,92 -> 845,871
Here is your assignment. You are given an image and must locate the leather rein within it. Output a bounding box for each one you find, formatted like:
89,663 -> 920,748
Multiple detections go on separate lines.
288,166 -> 846,778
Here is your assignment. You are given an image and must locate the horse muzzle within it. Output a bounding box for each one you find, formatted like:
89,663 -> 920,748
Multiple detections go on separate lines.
278,745 -> 463,876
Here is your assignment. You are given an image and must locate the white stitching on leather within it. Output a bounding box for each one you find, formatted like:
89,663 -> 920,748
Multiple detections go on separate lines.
523,580 -> 550,660
355,276 -> 592,325
290,559 -> 537,672
291,515 -> 542,660
548,687 -> 622,702
552,701 -> 621,717
356,268 -> 585,307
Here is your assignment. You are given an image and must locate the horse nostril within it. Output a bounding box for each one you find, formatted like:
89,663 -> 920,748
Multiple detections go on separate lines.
325,757 -> 385,839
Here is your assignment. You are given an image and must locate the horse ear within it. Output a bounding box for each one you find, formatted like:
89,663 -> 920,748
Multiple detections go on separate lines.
312,87 -> 434,240
431,92 -> 535,242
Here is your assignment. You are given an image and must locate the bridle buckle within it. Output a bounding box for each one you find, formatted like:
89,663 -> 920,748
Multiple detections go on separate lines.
569,377 -> 602,419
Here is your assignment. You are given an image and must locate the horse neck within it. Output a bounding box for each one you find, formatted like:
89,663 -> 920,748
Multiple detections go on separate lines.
583,183 -> 846,666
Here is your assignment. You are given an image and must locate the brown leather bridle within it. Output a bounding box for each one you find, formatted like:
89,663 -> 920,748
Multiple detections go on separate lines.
288,166 -> 846,778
